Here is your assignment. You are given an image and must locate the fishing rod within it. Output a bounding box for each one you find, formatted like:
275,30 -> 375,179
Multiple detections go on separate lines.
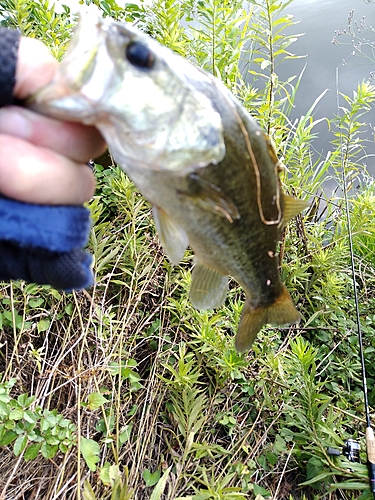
327,67 -> 375,498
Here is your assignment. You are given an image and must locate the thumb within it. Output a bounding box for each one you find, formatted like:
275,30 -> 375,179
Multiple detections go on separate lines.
14,37 -> 58,100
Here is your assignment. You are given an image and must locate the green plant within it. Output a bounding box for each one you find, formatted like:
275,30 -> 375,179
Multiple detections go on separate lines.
0,378 -> 76,460
83,465 -> 134,500
0,0 -> 73,58
177,468 -> 248,499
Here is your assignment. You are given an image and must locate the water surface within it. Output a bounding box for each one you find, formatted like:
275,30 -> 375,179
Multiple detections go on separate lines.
279,0 -> 375,175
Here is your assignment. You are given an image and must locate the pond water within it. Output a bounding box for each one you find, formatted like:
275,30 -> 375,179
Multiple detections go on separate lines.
278,0 -> 375,177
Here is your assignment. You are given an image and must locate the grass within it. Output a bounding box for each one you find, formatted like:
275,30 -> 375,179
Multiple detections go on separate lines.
1,0 -> 375,498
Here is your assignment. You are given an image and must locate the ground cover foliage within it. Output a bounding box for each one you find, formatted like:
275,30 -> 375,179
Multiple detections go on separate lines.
1,0 -> 375,498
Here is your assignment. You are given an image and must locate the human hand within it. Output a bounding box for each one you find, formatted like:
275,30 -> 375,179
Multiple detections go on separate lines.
0,35 -> 106,290
0,37 -> 106,205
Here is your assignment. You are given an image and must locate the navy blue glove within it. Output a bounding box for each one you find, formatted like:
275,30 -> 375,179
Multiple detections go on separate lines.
0,28 -> 94,291
0,194 -> 94,291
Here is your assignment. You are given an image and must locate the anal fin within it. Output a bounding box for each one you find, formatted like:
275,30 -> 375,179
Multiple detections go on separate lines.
190,261 -> 228,310
152,206 -> 188,265
235,284 -> 300,352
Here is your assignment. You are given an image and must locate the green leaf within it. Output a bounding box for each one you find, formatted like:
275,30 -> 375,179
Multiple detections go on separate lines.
150,467 -> 172,500
99,463 -> 122,487
46,435 -> 60,446
13,434 -> 28,456
65,303 -> 73,315
95,416 -> 115,434
41,442 -> 59,459
82,480 -> 97,500
108,359 -> 138,378
24,410 -> 37,425
37,318 -> 50,333
59,442 -> 68,453
108,362 -> 122,376
28,298 -> 44,308
328,481 -> 370,491
40,417 -> 50,433
80,437 -> 100,472
24,442 -> 42,461
9,408 -> 24,420
300,471 -> 335,486
0,429 -> 17,446
87,392 -> 108,411
143,469 -> 161,487
306,456 -> 325,481
127,404 -> 137,417
119,424 -> 133,445
59,418 -> 71,428
0,401 -> 9,416
17,394 -> 29,407
99,462 -> 111,486
26,430 -> 40,441
253,484 -> 271,497
41,411 -> 59,431
273,434 -> 287,453
266,451 -> 278,465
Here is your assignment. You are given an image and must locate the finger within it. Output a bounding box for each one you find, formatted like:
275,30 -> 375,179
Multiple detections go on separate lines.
15,37 -> 58,99
0,135 -> 95,205
0,106 -> 106,163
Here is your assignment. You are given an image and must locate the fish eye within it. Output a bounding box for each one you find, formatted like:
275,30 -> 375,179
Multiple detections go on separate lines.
126,42 -> 155,69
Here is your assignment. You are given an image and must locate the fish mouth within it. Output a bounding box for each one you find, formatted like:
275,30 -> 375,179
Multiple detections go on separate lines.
27,12 -> 114,119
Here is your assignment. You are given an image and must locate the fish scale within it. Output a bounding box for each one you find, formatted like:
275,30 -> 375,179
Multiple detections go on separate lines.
28,12 -> 308,351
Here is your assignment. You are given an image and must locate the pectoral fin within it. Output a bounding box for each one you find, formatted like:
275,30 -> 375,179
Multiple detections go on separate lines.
179,174 -> 240,223
152,206 -> 188,265
235,285 -> 300,352
282,194 -> 309,226
190,261 -> 228,310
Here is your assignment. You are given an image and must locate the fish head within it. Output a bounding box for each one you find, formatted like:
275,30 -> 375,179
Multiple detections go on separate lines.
29,11 -> 225,173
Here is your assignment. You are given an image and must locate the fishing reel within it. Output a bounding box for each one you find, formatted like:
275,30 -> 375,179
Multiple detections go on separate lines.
327,439 -> 360,463
328,436 -> 375,496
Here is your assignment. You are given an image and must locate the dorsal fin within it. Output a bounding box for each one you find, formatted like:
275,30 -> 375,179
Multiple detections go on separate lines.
282,194 -> 309,226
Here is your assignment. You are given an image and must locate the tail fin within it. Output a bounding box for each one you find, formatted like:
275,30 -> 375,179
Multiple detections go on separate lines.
235,285 -> 300,352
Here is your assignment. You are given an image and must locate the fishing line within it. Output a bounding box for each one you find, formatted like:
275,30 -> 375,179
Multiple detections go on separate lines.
334,64 -> 375,497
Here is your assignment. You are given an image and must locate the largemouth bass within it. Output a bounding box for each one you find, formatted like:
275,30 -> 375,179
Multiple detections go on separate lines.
29,12 -> 308,351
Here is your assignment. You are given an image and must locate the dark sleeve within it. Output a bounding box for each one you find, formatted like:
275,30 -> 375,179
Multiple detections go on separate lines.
0,28 -> 21,108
